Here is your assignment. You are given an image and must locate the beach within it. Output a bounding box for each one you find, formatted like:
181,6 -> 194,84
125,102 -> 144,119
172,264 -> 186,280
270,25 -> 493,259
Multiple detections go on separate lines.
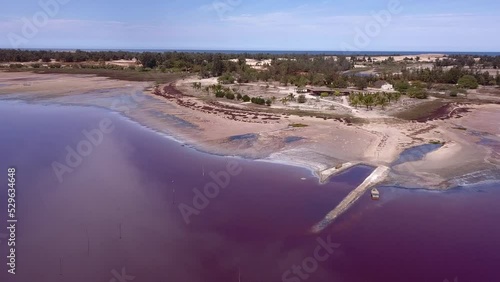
0,71 -> 499,188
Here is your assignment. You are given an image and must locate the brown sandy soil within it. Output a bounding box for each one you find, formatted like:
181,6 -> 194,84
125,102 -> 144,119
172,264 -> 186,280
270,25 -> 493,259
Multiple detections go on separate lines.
1,59 -> 139,68
391,104 -> 500,188
1,71 -> 498,189
468,86 -> 500,103
0,71 -> 148,98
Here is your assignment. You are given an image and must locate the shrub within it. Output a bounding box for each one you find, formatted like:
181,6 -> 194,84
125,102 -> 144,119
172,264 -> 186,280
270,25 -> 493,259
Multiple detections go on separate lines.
9,64 -> 24,69
242,95 -> 250,102
251,97 -> 266,105
236,93 -> 243,100
407,86 -> 428,99
225,92 -> 235,100
320,92 -> 329,98
394,80 -> 411,92
215,90 -> 225,98
297,94 -> 307,103
457,75 -> 479,89
265,99 -> 272,106
218,72 -> 235,84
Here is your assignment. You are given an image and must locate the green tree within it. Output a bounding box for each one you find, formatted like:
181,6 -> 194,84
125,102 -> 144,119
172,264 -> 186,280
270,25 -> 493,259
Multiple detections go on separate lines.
331,76 -> 348,88
407,86 -> 428,99
242,95 -> 251,102
457,75 -> 479,89
139,53 -> 157,69
349,93 -> 360,108
375,93 -> 389,109
354,77 -> 368,90
394,80 -> 410,92
363,94 -> 375,110
211,55 -> 225,77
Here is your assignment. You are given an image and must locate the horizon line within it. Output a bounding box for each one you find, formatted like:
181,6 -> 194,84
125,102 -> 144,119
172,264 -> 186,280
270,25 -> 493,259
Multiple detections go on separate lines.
1,47 -> 500,54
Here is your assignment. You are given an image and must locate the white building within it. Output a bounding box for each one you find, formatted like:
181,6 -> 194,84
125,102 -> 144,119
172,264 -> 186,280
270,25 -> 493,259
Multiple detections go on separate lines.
381,83 -> 394,91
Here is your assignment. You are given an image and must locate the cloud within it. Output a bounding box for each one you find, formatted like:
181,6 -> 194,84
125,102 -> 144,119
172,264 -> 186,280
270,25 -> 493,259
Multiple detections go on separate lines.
0,8 -> 499,51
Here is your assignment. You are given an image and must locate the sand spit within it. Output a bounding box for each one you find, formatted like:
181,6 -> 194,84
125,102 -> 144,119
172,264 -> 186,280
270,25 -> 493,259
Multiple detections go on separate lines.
318,162 -> 360,183
311,166 -> 390,233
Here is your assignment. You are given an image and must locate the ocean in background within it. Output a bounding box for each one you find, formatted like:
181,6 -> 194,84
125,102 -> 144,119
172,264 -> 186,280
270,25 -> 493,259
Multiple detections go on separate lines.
15,48 -> 500,56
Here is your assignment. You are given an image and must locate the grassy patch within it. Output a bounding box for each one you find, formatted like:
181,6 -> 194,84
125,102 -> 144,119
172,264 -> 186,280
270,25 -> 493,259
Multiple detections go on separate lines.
289,123 -> 309,128
429,140 -> 446,145
271,108 -> 366,124
392,100 -> 448,121
5,68 -> 182,83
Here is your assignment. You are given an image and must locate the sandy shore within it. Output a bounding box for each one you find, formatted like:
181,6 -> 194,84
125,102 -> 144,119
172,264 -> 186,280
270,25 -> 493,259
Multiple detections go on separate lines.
1,71 -> 499,189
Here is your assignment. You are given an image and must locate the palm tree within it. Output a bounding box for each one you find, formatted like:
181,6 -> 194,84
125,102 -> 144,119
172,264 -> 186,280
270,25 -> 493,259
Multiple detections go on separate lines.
376,94 -> 389,109
363,94 -> 375,110
349,93 -> 360,108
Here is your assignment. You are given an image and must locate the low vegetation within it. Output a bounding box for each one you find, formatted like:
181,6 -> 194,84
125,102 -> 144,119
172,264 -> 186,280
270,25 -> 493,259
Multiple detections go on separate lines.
196,84 -> 273,106
289,123 -> 308,128
392,100 -> 448,121
348,92 -> 401,110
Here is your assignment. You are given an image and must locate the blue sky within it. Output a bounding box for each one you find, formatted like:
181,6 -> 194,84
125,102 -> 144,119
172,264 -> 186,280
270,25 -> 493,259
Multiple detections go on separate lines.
1,0 -> 499,51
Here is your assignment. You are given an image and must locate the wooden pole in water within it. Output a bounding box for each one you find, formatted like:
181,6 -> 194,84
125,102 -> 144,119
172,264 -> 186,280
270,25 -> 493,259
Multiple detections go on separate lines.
172,180 -> 175,205
86,227 -> 90,257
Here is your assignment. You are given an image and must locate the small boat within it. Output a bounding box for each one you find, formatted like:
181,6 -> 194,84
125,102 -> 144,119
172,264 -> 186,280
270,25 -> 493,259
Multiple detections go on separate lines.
371,188 -> 380,200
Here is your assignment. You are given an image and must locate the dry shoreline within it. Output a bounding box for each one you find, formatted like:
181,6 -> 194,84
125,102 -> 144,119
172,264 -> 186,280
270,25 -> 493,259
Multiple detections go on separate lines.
1,71 -> 499,189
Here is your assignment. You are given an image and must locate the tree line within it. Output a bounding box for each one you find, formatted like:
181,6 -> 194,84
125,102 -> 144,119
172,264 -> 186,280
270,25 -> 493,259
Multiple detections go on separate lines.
2,49 -> 499,88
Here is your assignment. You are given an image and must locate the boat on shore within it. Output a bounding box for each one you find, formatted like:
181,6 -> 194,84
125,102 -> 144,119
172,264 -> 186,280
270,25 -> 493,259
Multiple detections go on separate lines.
371,188 -> 380,200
